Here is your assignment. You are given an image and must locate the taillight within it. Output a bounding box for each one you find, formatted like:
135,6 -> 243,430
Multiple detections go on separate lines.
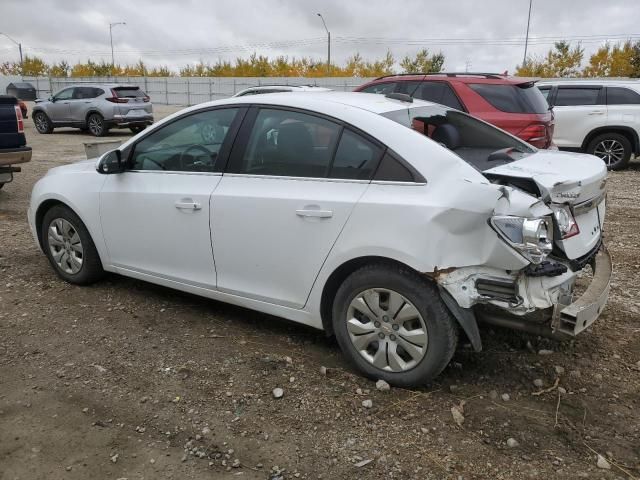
517,123 -> 549,149
14,105 -> 24,133
550,204 -> 580,239
106,88 -> 128,103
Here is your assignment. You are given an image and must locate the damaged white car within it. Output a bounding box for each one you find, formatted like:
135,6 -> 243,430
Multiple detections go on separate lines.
28,92 -> 611,386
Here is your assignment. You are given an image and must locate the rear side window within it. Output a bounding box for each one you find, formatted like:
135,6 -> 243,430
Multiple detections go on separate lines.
400,81 -> 464,110
72,87 -> 103,99
554,87 -> 601,106
607,87 -> 640,105
373,152 -> 416,182
360,82 -> 397,94
537,86 -> 551,100
469,83 -> 549,113
235,108 -> 341,178
329,130 -> 383,180
114,87 -> 146,98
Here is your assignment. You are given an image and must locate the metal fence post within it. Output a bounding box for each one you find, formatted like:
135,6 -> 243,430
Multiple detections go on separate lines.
164,77 -> 169,105
186,78 -> 191,106
209,77 -> 213,101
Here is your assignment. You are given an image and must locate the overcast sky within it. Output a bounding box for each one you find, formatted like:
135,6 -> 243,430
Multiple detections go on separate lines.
1,0 -> 638,73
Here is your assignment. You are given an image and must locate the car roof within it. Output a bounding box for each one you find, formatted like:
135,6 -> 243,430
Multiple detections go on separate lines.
365,73 -> 537,85
537,79 -> 640,87
57,84 -> 140,89
243,85 -> 331,91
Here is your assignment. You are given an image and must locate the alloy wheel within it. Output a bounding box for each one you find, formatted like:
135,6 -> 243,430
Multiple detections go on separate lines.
34,113 -> 48,133
346,288 -> 428,372
48,218 -> 84,274
593,139 -> 625,167
88,116 -> 103,136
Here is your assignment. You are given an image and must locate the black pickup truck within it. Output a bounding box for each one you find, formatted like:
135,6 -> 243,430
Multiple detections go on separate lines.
0,95 -> 32,189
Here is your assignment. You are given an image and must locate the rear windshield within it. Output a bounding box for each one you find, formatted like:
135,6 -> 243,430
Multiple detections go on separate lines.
469,83 -> 549,114
113,87 -> 146,98
381,104 -> 535,172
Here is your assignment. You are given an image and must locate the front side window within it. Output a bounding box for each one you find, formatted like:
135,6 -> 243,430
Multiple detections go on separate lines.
607,86 -> 640,105
554,87 -> 601,106
360,82 -> 397,95
235,108 -> 341,178
54,88 -> 74,101
381,104 -> 535,172
130,108 -> 239,172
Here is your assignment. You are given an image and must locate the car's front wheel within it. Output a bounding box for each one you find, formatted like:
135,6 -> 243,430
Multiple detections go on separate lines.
33,111 -> 53,134
587,132 -> 632,170
87,113 -> 108,137
332,264 -> 458,387
42,205 -> 105,285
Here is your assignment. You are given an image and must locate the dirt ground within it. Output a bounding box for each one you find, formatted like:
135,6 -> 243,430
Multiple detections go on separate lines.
1,103 -> 639,480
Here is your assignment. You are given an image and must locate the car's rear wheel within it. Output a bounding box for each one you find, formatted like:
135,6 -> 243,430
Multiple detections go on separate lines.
87,113 -> 108,137
42,205 -> 104,285
332,264 -> 458,387
33,111 -> 53,134
587,133 -> 632,170
130,125 -> 146,134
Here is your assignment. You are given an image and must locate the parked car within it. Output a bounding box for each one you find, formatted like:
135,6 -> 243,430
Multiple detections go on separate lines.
355,73 -> 554,149
538,80 -> 640,170
18,99 -> 28,118
0,95 -> 32,189
6,81 -> 37,101
32,84 -> 153,137
29,92 -> 610,386
233,85 -> 331,97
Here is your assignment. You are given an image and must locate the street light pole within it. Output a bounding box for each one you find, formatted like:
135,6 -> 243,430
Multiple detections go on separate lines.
0,32 -> 23,76
317,13 -> 330,75
109,22 -> 126,67
523,0 -> 533,67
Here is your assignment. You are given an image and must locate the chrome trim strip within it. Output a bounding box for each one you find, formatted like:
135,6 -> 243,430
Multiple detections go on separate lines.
222,173 -> 370,184
573,192 -> 606,216
126,170 -> 222,176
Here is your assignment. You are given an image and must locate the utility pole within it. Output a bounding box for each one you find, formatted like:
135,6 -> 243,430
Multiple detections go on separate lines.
109,22 -> 126,67
523,0 -> 533,67
317,13 -> 330,75
0,32 -> 23,76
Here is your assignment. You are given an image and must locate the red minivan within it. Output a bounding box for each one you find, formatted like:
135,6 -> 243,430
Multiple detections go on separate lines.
355,73 -> 554,149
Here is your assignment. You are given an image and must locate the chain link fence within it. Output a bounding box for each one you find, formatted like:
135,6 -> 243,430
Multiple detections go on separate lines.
18,76 -> 375,105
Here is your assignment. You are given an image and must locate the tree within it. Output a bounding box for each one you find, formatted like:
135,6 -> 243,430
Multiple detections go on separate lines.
583,41 -> 635,77
516,41 -> 584,77
48,60 -> 70,77
399,49 -> 444,74
631,41 -> 640,78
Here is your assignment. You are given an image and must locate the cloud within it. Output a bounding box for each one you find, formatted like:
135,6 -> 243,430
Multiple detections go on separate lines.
0,0 -> 637,73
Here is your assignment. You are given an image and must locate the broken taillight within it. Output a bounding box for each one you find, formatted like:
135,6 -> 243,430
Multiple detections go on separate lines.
550,204 -> 580,239
14,105 -> 24,133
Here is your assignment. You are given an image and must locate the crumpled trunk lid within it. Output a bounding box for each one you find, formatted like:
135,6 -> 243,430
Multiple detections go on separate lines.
485,150 -> 607,260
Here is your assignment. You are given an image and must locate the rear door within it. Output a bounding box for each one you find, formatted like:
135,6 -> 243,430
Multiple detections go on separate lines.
605,86 -> 640,129
69,87 -> 103,123
550,85 -> 605,148
211,107 -> 382,308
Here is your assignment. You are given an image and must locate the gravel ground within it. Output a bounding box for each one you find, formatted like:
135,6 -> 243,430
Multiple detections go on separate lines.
1,103 -> 639,480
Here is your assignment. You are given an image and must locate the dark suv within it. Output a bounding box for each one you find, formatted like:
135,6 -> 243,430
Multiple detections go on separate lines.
0,95 -> 32,189
355,73 -> 554,149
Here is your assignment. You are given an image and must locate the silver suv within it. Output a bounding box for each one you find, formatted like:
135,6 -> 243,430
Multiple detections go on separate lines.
32,84 -> 154,137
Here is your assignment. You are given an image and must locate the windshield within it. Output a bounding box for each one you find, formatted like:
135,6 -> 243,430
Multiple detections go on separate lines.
380,104 -> 536,171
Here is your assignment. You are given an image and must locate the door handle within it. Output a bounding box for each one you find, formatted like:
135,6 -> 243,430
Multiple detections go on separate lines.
296,208 -> 333,218
588,110 -> 605,115
175,200 -> 202,211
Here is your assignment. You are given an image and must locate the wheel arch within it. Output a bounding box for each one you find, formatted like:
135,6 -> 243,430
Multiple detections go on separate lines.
582,126 -> 639,154
35,199 -> 68,250
85,109 -> 104,124
319,255 -> 433,336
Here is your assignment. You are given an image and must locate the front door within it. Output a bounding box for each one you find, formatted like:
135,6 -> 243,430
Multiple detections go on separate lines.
100,107 -> 243,287
48,87 -> 74,122
212,107 -> 383,308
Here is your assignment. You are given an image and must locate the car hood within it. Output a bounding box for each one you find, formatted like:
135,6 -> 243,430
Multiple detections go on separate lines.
484,150 -> 607,205
45,158 -> 97,176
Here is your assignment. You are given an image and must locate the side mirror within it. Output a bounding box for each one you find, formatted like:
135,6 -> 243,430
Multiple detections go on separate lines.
96,150 -> 123,174
49,96 -> 55,102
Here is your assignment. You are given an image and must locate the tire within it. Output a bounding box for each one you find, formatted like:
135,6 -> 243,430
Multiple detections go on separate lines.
130,125 -> 146,134
332,264 -> 458,387
33,111 -> 53,134
587,132 -> 632,171
41,205 -> 105,285
87,113 -> 108,137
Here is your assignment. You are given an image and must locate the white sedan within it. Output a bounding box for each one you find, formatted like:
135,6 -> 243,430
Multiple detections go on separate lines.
29,92 -> 612,386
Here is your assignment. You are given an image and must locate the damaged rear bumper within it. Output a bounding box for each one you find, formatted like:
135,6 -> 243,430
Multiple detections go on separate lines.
439,245 -> 612,344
